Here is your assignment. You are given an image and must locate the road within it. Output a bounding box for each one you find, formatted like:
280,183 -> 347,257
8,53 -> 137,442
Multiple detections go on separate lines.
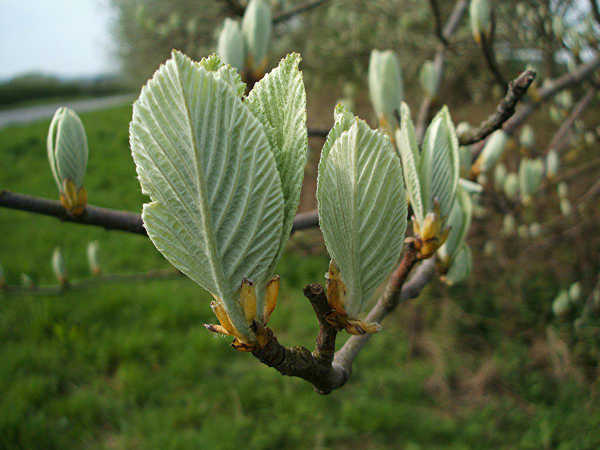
0,94 -> 134,129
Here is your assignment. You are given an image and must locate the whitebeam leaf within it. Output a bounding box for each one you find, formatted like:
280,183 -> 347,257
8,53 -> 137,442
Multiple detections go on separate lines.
198,54 -> 246,97
246,53 -> 308,274
395,102 -> 423,223
130,50 -> 284,339
317,118 -> 407,317
438,185 -> 472,266
420,106 -> 460,219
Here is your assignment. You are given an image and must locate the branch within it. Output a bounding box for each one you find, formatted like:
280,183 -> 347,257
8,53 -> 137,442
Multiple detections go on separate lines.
415,0 -> 469,142
591,0 -> 600,26
479,26 -> 508,91
251,245 -> 434,394
429,0 -> 448,46
273,0 -> 330,24
308,128 -> 329,138
221,0 -> 245,16
459,69 -> 536,146
335,254 -> 435,374
504,54 -> 600,135
251,283 -> 347,394
546,88 -> 596,154
2,268 -> 181,295
0,190 -> 319,236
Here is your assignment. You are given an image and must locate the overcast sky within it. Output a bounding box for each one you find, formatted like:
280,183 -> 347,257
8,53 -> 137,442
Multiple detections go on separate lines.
0,0 -> 116,80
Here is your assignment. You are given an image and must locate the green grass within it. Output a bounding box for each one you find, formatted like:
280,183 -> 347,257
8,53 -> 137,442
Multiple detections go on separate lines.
1,107 -> 599,449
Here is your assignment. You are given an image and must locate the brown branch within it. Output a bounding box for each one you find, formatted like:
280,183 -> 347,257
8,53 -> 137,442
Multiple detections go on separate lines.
221,0 -> 245,16
546,88 -> 596,154
2,268 -> 181,295
273,0 -> 330,24
308,128 -> 329,138
251,283 -> 347,394
591,0 -> 600,26
504,54 -> 600,135
415,0 -> 469,142
459,69 -> 536,146
251,244 -> 432,394
479,24 -> 508,91
0,190 -> 320,236
429,0 -> 448,45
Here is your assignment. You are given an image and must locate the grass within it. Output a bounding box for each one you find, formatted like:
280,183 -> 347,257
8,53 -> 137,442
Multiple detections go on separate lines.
1,105 -> 599,449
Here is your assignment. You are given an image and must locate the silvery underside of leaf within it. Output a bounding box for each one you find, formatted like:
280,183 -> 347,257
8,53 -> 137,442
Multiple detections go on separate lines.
129,50 -> 285,339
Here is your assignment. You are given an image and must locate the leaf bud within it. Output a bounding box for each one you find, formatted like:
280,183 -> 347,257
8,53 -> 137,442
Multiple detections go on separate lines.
47,107 -> 88,216
217,19 -> 246,74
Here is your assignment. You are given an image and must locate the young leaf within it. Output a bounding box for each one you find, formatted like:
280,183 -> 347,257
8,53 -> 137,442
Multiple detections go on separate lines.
317,118 -> 407,317
217,18 -> 246,74
246,53 -> 308,278
420,106 -> 460,219
444,244 -> 472,285
130,50 -> 284,339
438,185 -> 472,267
395,102 -> 424,223
198,54 -> 246,97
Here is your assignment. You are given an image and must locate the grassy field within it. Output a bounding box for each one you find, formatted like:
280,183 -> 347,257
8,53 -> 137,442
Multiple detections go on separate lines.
1,105 -> 599,449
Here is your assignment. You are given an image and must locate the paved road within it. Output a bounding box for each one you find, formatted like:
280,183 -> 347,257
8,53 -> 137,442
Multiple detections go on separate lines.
0,94 -> 135,129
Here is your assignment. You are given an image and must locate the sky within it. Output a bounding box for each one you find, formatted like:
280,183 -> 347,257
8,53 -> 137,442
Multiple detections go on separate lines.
0,0 -> 117,80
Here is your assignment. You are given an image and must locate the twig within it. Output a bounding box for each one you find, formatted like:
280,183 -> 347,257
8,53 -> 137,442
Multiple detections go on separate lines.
429,0 -> 448,46
478,13 -> 508,91
591,0 -> 600,26
415,0 -> 469,142
546,88 -> 596,154
503,54 -> 600,135
221,0 -> 245,16
308,128 -> 329,138
0,190 -> 320,236
2,268 -> 181,295
251,244 -> 429,393
459,69 -> 536,146
273,0 -> 330,24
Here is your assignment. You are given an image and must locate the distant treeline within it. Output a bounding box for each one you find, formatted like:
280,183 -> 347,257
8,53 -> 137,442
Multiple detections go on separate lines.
0,73 -> 131,107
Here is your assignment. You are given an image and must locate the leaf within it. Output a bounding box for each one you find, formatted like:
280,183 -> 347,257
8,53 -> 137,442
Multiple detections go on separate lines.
317,118 -> 407,317
198,54 -> 246,97
47,107 -> 88,189
130,50 -> 284,338
445,244 -> 472,285
320,103 -> 355,163
420,106 -> 459,219
246,53 -> 308,277
438,185 -> 472,265
395,102 -> 423,223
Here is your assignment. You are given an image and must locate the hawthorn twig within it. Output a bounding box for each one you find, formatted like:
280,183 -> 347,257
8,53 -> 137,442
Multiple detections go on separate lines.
503,54 -> 600,135
546,88 -> 596,155
251,244 -> 430,394
415,0 -> 469,142
273,0 -> 330,24
0,190 -> 319,235
308,128 -> 329,138
429,0 -> 448,46
479,16 -> 508,91
2,268 -> 181,295
459,69 -> 536,146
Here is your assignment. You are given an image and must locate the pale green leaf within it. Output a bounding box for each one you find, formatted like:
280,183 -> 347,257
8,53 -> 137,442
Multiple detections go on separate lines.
198,54 -> 246,97
246,53 -> 308,277
420,106 -> 459,219
395,102 -> 423,223
130,50 -> 284,338
438,185 -> 472,266
445,244 -> 472,285
317,119 -> 407,317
